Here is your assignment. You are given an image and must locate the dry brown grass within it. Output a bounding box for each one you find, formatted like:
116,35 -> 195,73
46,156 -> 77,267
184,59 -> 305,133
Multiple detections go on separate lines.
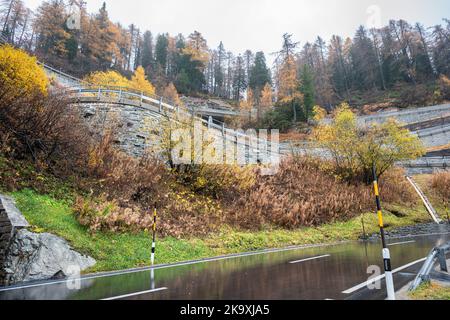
71,143 -> 417,237
431,171 -> 450,201
224,157 -> 415,230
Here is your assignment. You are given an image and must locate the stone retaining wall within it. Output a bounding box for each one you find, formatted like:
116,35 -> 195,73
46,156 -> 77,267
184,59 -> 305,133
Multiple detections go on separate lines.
74,103 -> 163,158
0,195 -> 95,286
0,195 -> 29,286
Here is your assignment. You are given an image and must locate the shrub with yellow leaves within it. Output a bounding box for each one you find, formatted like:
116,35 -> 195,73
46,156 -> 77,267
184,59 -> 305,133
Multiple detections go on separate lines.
0,45 -> 48,102
313,102 -> 425,183
84,70 -> 130,88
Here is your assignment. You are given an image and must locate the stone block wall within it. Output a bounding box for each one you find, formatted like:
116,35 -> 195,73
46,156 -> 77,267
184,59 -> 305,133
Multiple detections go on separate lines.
75,102 -> 163,158
0,202 -> 13,276
0,196 -> 29,286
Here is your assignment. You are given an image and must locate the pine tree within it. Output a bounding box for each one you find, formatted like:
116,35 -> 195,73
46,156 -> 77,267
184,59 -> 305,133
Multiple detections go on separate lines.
249,51 -> 271,100
155,33 -> 169,74
141,30 -> 154,71
300,64 -> 315,120
232,55 -> 246,101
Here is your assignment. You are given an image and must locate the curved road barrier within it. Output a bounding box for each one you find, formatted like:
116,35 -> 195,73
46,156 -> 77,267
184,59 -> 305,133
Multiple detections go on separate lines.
409,241 -> 450,291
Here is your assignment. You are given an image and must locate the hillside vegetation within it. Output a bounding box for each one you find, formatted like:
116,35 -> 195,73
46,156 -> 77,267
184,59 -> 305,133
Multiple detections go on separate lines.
0,37 -> 442,273
2,1 -> 450,131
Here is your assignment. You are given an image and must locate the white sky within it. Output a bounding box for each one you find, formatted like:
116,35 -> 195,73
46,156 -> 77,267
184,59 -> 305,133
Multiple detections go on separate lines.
24,0 -> 450,61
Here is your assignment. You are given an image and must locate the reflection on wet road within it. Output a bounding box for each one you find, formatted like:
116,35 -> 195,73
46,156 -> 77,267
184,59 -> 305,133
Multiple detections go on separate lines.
0,234 -> 449,300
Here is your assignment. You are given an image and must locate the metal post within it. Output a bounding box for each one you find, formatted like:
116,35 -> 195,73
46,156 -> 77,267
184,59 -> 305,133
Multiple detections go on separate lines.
97,88 -> 101,100
151,208 -> 157,266
159,97 -> 163,113
361,216 -> 367,240
438,249 -> 448,272
140,92 -> 144,106
373,165 -> 396,300
208,116 -> 213,129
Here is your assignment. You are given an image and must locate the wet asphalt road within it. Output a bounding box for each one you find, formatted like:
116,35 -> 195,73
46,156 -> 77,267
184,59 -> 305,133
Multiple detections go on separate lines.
0,233 -> 449,300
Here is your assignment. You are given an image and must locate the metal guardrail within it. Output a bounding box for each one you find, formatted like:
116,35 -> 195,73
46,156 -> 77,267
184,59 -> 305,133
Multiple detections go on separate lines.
1,35 -> 277,159
409,242 -> 450,291
66,86 -> 280,158
400,157 -> 450,169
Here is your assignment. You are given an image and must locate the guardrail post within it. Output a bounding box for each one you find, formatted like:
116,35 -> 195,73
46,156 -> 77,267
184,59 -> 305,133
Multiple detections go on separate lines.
208,116 -> 213,129
97,88 -> 101,100
119,88 -> 122,101
438,248 -> 448,272
159,97 -> 163,113
140,92 -> 144,106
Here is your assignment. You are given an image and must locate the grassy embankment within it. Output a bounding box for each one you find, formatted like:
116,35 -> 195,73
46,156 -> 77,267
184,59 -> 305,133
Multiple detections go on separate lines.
8,188 -> 432,273
0,152 -> 439,273
410,283 -> 450,300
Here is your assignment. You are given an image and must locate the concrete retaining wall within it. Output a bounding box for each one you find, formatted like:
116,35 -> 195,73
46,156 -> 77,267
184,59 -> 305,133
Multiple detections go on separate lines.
358,104 -> 450,126
414,125 -> 450,148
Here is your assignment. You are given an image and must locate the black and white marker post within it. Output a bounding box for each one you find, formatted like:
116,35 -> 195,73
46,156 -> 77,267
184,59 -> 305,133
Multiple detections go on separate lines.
151,208 -> 157,266
372,165 -> 396,300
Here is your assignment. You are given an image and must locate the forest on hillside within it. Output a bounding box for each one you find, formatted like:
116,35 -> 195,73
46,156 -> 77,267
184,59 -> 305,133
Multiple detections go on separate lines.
1,0 -> 450,123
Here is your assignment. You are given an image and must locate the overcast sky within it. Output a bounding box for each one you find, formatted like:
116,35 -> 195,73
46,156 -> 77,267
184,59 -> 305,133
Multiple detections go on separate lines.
24,0 -> 450,60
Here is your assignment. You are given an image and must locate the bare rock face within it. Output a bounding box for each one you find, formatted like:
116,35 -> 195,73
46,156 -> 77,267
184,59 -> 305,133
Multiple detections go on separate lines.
2,229 -> 96,285
0,195 -> 96,286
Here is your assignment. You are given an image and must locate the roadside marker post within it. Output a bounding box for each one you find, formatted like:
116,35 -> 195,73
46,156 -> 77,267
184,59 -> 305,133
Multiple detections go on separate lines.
372,165 -> 396,300
151,208 -> 157,266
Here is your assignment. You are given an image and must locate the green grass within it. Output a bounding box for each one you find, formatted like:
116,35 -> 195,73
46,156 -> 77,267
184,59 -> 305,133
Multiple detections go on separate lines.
410,283 -> 450,300
11,189 -> 215,272
10,188 -> 432,274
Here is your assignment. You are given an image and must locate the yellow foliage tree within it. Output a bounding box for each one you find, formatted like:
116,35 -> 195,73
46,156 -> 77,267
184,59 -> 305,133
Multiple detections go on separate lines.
182,31 -> 209,70
84,70 -> 130,88
130,66 -> 156,96
312,105 -> 327,122
313,103 -> 426,182
277,56 -> 299,102
260,83 -> 273,112
163,83 -> 182,106
0,45 -> 48,101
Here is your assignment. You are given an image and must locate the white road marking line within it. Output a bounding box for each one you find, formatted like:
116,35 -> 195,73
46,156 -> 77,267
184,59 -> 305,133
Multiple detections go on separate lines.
387,240 -> 416,247
289,254 -> 330,264
101,287 -> 167,301
342,257 -> 427,294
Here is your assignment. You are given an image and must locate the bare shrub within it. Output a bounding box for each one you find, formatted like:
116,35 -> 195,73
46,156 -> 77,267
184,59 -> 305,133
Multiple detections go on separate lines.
74,190 -> 223,238
86,132 -> 171,206
176,164 -> 257,200
0,89 -> 93,174
378,167 -> 418,205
